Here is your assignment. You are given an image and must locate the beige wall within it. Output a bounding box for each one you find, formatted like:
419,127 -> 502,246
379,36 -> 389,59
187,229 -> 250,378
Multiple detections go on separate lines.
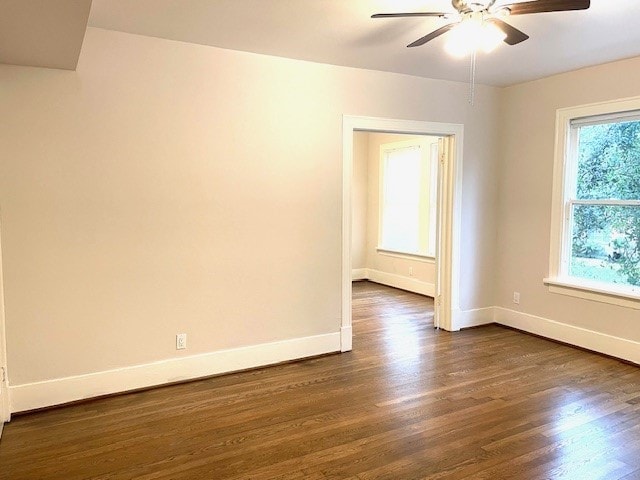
351,132 -> 368,270
497,56 -> 640,341
0,27 -> 500,386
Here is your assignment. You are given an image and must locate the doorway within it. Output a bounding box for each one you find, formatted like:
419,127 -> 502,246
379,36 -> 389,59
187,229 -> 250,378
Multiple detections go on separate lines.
351,131 -> 441,299
341,116 -> 464,352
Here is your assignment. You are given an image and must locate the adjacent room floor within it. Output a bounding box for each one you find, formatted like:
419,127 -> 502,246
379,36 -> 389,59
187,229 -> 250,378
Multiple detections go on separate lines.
1,281 -> 639,479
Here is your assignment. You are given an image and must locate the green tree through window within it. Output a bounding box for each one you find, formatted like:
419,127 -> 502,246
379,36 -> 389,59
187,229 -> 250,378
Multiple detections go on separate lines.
571,119 -> 640,286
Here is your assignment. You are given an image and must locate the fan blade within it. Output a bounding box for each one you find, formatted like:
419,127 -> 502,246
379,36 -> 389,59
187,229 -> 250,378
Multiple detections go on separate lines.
488,18 -> 530,45
503,0 -> 590,15
372,12 -> 448,18
407,23 -> 456,47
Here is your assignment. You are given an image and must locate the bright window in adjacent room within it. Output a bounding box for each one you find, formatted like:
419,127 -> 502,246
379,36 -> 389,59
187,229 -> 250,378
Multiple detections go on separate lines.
548,99 -> 640,303
378,139 -> 437,258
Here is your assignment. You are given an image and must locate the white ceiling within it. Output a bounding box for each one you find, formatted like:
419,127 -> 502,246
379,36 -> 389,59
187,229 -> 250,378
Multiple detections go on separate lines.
87,0 -> 640,87
0,0 -> 91,70
1,1 -> 638,86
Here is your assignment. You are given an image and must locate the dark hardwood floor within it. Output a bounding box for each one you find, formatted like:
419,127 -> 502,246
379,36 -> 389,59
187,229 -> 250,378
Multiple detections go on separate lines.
1,281 -> 640,479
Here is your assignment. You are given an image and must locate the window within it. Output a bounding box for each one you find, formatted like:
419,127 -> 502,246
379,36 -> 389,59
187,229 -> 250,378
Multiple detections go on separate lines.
547,98 -> 640,306
378,139 -> 438,258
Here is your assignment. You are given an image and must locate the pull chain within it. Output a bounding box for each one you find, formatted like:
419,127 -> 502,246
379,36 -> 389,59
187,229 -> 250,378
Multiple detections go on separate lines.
469,49 -> 477,106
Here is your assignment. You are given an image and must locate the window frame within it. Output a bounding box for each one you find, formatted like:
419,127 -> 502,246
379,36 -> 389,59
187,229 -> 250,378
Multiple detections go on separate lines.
377,138 -> 436,259
545,96 -> 640,309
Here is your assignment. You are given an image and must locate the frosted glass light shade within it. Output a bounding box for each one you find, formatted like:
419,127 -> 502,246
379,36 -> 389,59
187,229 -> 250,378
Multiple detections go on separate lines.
444,19 -> 506,58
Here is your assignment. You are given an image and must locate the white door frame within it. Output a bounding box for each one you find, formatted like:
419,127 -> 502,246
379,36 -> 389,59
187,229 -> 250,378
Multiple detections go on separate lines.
0,218 -> 10,423
341,115 -> 464,351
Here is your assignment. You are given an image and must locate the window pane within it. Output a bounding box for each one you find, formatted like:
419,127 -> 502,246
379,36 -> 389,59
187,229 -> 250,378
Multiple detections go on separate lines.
576,120 -> 640,200
381,147 -> 421,254
570,204 -> 640,287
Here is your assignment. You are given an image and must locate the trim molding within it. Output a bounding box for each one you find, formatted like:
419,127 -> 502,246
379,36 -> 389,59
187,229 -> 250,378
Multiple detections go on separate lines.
343,116 -> 464,335
9,332 -> 341,413
453,307 -> 495,330
0,218 -> 9,424
376,249 -> 435,263
442,304 -> 640,365
494,307 -> 640,365
7,304 -> 640,414
351,268 -> 368,281
340,326 -> 353,352
544,278 -> 640,310
356,269 -> 435,297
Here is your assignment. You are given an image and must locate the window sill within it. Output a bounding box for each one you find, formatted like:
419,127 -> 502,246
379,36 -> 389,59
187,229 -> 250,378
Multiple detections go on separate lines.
376,248 -> 435,263
543,277 -> 640,310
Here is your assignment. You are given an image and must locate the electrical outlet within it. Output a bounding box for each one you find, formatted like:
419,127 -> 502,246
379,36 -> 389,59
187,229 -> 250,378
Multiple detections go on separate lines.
176,333 -> 187,350
513,292 -> 520,305
409,267 -> 414,277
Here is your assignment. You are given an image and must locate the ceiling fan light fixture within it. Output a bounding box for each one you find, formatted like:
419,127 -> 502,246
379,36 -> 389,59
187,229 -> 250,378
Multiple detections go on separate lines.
493,6 -> 511,18
480,21 -> 507,52
444,18 -> 481,57
444,17 -> 506,58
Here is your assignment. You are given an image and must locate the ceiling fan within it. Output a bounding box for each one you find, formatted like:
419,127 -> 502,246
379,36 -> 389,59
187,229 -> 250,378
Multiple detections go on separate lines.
372,0 -> 591,56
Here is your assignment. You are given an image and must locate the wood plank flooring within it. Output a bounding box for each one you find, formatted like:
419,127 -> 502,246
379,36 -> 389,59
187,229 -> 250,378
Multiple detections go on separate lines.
1,281 -> 640,479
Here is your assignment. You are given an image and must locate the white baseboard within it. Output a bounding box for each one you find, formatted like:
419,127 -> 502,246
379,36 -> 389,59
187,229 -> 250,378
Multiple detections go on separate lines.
453,307 -> 495,330
356,268 -> 435,297
494,307 -> 640,365
447,304 -> 640,365
9,332 -> 341,413
351,268 -> 368,281
0,385 -> 8,423
10,305 -> 638,413
341,326 -> 353,352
